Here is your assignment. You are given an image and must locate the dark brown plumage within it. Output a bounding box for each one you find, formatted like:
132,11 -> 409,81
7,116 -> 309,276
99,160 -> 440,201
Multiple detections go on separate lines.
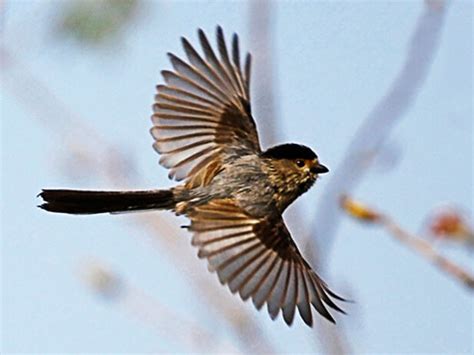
39,26 -> 345,327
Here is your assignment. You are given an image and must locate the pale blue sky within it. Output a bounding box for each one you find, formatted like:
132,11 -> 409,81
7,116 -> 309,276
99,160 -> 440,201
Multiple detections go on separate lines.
2,1 -> 473,353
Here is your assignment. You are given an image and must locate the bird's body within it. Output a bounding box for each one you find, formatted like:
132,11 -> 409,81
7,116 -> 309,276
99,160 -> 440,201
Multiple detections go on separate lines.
173,147 -> 320,217
175,153 -> 275,215
39,27 -> 345,327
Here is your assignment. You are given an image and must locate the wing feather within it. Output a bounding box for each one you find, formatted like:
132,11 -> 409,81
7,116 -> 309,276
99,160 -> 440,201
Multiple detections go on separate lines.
187,199 -> 346,326
181,37 -> 230,93
198,28 -> 236,95
297,266 -> 313,326
216,27 -> 245,98
167,53 -> 231,103
151,27 -> 260,187
237,249 -> 274,300
282,261 -> 298,325
268,261 -> 291,320
251,255 -> 282,310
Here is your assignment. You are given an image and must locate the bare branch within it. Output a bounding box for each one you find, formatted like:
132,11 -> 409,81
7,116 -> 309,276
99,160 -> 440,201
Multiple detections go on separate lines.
304,3 -> 450,351
248,0 -> 279,147
305,1 -> 449,266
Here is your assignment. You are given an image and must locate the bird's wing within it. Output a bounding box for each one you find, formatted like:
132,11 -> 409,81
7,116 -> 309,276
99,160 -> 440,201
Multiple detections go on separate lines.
151,27 -> 260,187
187,198 -> 345,327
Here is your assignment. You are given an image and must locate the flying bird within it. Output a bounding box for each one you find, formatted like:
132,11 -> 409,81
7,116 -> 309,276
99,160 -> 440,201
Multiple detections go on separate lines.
39,26 -> 346,327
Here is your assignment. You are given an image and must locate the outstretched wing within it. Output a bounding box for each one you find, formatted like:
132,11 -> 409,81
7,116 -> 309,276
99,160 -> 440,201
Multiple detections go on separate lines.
151,26 -> 260,187
187,199 -> 346,327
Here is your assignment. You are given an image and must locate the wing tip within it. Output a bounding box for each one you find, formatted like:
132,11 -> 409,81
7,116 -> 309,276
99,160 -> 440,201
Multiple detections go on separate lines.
160,69 -> 173,79
197,27 -> 206,40
282,312 -> 296,327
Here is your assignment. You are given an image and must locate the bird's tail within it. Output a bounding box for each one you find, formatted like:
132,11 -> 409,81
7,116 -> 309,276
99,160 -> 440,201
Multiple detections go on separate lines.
38,189 -> 176,215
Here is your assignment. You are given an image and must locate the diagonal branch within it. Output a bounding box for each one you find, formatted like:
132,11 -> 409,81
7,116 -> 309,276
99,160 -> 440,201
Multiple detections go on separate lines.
305,1 -> 449,266
383,218 -> 474,290
341,196 -> 474,291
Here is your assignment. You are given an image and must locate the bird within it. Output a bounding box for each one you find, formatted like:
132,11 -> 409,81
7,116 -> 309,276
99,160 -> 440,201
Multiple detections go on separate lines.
39,26 -> 346,327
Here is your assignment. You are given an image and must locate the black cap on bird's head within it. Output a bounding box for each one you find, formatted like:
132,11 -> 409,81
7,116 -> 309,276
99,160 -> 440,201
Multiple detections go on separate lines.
262,143 -> 317,160
262,143 -> 329,174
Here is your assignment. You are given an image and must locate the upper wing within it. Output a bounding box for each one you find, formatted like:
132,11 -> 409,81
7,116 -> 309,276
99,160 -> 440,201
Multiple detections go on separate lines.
187,199 -> 346,327
151,26 -> 260,187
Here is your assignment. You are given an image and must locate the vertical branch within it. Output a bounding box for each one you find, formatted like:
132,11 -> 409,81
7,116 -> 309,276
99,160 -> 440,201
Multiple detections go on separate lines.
305,1 -> 449,265
247,1 -> 351,354
248,0 -> 279,147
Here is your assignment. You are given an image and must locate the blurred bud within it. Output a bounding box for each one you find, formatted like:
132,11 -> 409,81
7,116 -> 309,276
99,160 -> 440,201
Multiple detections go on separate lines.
80,259 -> 125,301
426,207 -> 474,246
340,195 -> 382,223
56,0 -> 141,46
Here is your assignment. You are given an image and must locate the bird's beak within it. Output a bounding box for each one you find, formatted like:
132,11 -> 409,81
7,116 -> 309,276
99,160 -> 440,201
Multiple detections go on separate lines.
311,163 -> 329,174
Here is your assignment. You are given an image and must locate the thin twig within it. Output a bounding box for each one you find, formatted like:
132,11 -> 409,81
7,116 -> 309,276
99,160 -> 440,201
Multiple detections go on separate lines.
342,196 -> 474,291
381,217 -> 474,290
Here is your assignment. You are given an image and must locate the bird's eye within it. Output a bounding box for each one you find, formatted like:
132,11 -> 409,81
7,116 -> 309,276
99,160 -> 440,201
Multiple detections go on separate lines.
295,160 -> 305,168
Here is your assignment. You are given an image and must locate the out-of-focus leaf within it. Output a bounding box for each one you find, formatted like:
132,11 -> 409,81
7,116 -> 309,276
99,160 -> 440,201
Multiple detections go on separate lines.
56,0 -> 140,46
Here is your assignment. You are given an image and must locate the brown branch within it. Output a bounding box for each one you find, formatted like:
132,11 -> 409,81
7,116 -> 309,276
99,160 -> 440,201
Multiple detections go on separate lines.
382,218 -> 474,290
342,196 -> 474,291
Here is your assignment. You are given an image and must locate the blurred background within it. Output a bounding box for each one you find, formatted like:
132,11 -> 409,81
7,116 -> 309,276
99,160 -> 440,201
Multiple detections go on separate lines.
1,0 -> 473,353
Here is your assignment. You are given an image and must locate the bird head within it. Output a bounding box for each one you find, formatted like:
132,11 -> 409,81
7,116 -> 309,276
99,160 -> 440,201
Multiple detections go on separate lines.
261,143 -> 329,210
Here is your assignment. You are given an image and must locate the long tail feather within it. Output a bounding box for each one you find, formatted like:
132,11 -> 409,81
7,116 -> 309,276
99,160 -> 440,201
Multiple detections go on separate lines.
38,189 -> 176,215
